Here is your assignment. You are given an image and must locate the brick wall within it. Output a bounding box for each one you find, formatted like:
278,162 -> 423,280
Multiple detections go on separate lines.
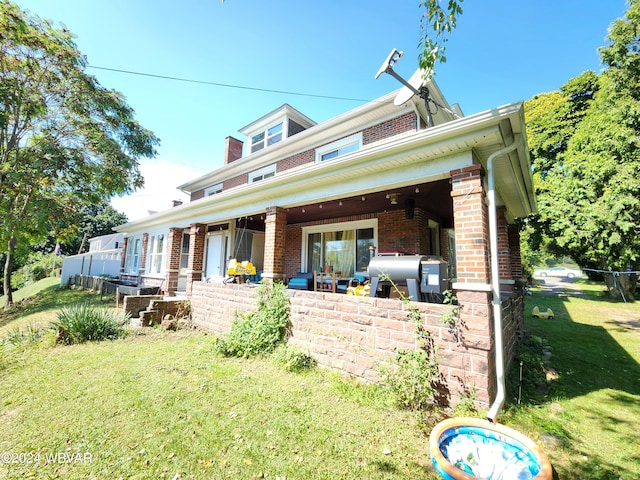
378,209 -> 425,254
224,174 -> 248,190
197,113 -> 419,196
165,228 -> 183,295
450,165 -> 490,283
508,224 -> 523,280
362,112 -> 417,145
187,224 -> 206,295
277,149 -> 315,173
497,206 -> 511,281
189,282 -> 525,407
263,207 -> 287,280
190,190 -> 204,202
140,233 -> 149,276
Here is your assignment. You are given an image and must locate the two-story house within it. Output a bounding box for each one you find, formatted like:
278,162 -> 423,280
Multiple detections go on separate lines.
115,72 -> 535,409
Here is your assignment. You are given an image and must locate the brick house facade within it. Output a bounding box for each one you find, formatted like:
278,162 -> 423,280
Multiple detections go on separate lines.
116,75 -> 535,409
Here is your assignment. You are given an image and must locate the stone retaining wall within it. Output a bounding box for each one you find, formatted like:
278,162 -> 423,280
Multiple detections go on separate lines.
190,281 -> 524,407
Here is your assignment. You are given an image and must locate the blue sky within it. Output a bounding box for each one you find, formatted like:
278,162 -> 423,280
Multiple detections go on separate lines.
14,0 -> 628,220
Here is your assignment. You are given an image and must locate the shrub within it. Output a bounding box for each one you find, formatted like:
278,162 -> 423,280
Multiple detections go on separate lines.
52,303 -> 130,345
214,281 -> 290,358
4,323 -> 45,350
13,252 -> 62,289
272,344 -> 316,372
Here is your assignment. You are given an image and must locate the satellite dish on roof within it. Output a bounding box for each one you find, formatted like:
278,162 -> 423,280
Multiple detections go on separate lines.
375,48 -> 434,127
394,69 -> 430,106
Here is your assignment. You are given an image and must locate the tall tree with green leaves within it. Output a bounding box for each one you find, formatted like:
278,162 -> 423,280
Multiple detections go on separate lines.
419,0 -> 464,75
0,1 -> 159,309
525,1 -> 640,298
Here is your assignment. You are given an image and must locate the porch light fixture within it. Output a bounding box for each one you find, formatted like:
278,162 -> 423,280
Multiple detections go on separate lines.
388,193 -> 399,205
415,187 -> 420,194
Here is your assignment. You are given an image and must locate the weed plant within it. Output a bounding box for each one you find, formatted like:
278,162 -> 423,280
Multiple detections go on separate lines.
214,281 -> 290,357
52,303 -> 130,345
377,274 -> 446,428
271,344 -> 316,372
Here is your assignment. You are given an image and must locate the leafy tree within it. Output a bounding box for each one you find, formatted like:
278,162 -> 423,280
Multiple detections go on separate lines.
0,1 -> 158,309
419,0 -> 464,75
525,1 -> 640,298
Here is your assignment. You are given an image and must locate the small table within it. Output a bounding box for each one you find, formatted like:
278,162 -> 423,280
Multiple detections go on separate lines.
314,271 -> 340,293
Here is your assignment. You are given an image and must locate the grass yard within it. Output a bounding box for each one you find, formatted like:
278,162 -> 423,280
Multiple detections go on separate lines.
502,278 -> 640,479
1,277 -> 639,479
0,284 -> 438,480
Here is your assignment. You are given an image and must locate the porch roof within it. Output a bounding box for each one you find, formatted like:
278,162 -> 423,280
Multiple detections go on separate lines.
117,101 -> 534,233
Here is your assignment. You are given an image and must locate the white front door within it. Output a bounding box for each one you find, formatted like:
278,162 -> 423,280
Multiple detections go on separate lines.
205,233 -> 227,280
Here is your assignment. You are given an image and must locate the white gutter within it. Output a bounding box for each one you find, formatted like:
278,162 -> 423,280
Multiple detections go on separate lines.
486,133 -> 523,424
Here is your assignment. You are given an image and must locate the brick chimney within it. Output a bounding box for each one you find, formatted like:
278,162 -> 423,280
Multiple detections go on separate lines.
224,136 -> 244,164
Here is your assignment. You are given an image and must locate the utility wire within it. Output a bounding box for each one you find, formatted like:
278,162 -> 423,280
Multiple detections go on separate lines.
87,65 -> 372,103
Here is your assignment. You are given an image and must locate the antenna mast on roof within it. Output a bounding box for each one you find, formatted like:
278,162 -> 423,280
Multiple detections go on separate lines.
375,48 -> 434,127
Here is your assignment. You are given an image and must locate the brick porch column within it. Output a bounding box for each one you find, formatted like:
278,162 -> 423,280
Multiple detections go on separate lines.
187,223 -> 206,296
119,236 -> 129,278
496,206 -> 514,292
263,206 -> 286,281
140,233 -> 149,277
164,228 -> 183,296
450,165 -> 494,406
450,165 -> 490,284
508,224 -> 523,281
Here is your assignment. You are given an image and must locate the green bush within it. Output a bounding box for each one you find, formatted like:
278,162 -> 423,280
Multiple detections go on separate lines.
52,303 -> 130,345
214,281 -> 290,358
381,348 -> 440,411
13,252 -> 62,289
272,344 -> 316,372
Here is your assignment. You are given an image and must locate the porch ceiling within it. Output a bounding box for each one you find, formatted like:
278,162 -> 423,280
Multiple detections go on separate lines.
283,179 -> 453,225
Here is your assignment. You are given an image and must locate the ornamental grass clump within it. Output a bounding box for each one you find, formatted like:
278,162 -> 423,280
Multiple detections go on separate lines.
52,303 -> 130,345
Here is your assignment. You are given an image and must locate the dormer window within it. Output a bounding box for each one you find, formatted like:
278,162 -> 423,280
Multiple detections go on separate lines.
251,122 -> 283,153
240,104 -> 316,156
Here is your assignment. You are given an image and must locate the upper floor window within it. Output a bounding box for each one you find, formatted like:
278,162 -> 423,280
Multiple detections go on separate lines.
316,133 -> 362,163
249,165 -> 276,183
251,122 -> 283,153
204,183 -> 223,197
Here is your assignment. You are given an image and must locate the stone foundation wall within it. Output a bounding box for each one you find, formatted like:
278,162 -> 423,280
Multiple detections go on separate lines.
190,281 -> 524,407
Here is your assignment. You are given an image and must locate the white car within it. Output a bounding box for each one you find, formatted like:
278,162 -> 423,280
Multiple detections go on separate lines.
534,267 -> 582,278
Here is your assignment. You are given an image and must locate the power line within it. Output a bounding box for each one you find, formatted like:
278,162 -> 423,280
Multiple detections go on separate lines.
87,65 -> 372,103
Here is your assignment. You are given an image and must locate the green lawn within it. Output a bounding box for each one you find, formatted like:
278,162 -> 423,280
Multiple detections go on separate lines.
502,280 -> 640,479
0,284 -> 437,479
1,278 -> 639,479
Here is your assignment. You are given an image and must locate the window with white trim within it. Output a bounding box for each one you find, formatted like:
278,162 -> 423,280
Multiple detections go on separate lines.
204,183 -> 223,196
147,234 -> 165,275
302,219 -> 376,277
251,122 -> 283,153
315,133 -> 362,163
249,165 -> 276,183
124,236 -> 142,274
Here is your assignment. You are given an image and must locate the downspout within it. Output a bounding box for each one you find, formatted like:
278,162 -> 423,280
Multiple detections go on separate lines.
486,133 -> 523,424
